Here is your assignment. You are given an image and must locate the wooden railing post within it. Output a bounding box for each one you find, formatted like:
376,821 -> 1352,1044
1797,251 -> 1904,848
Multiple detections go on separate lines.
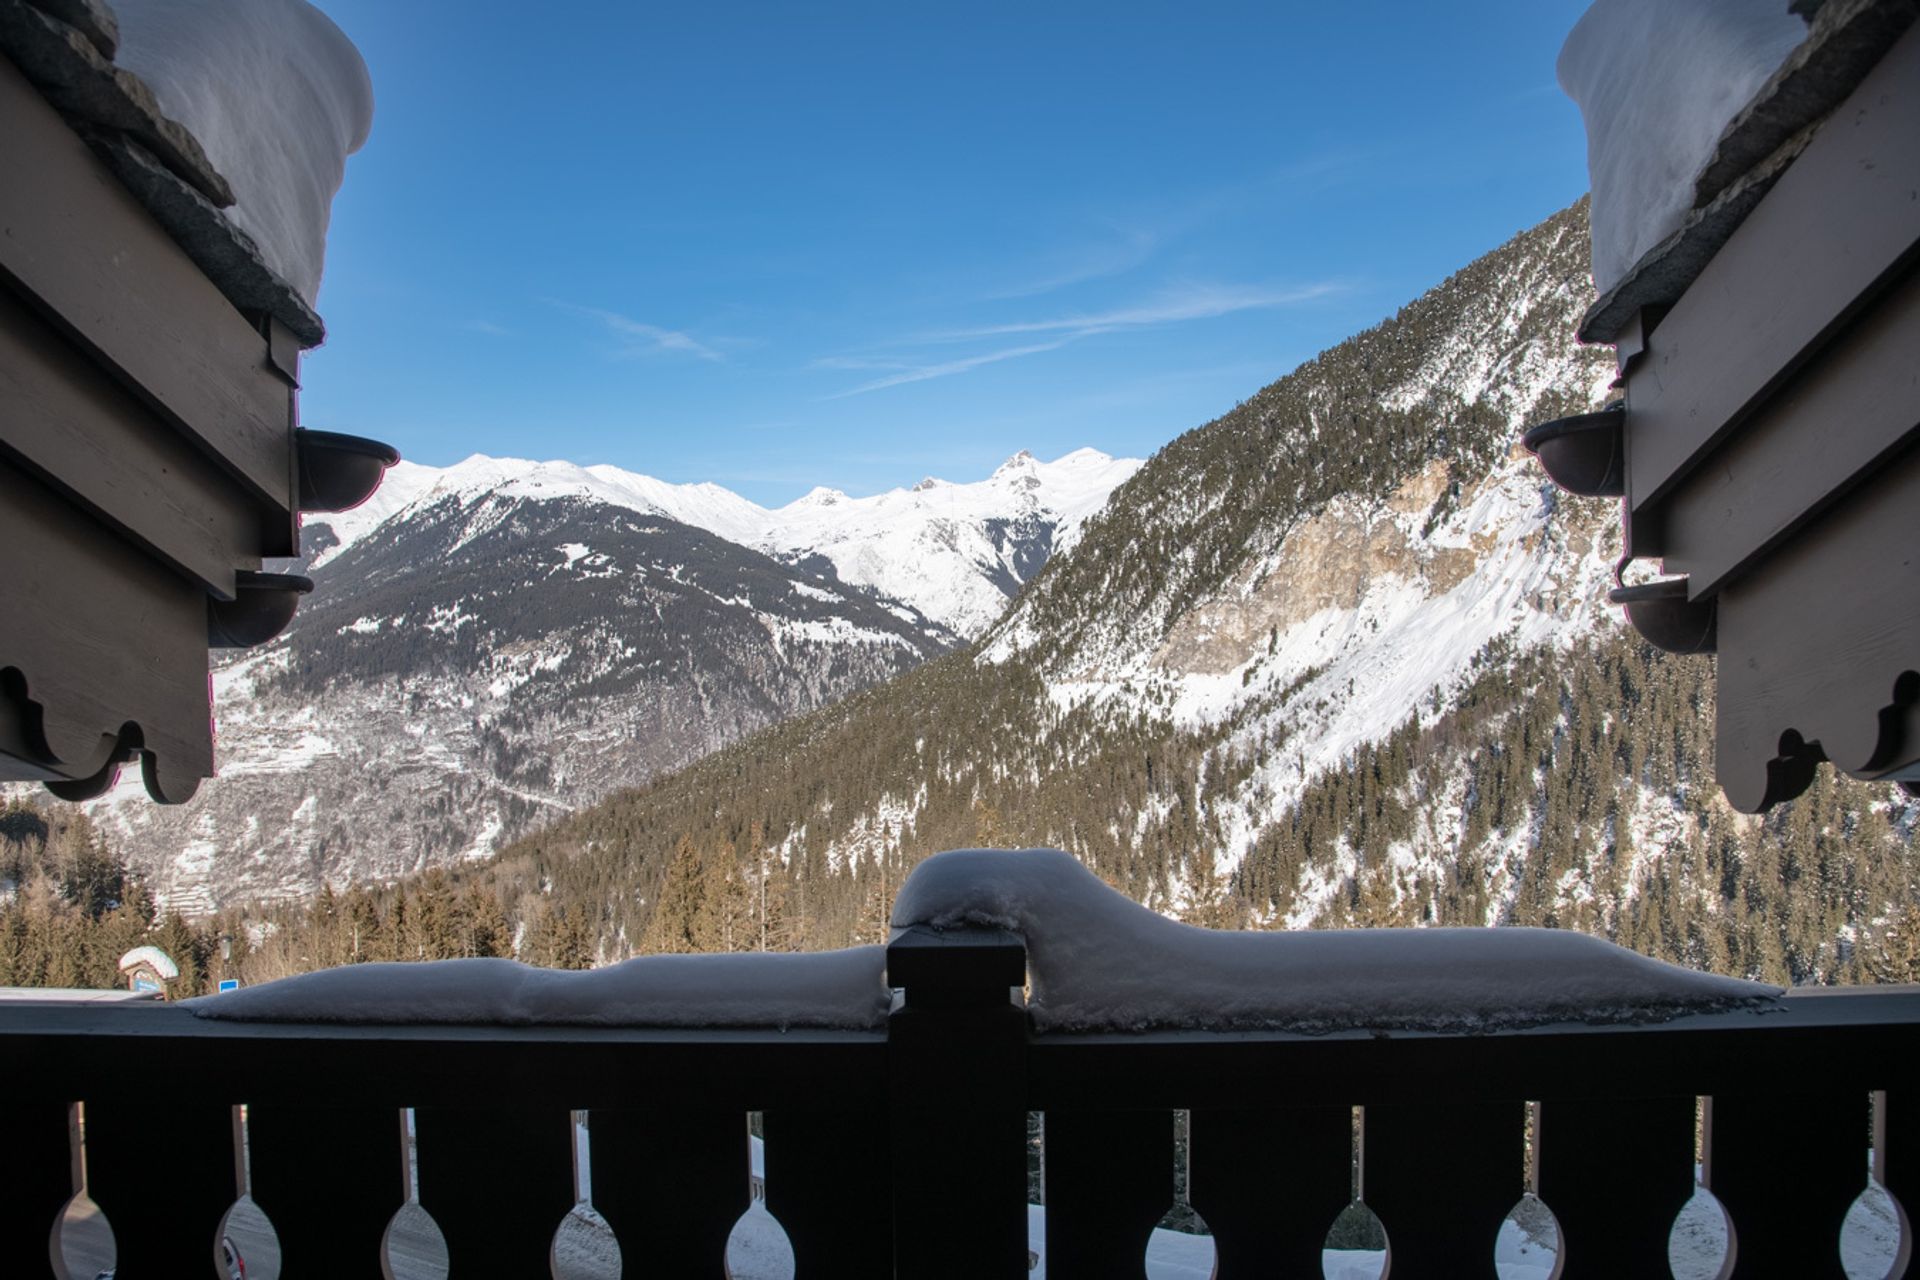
1706,1090 -> 1864,1278
886,923 -> 1029,1280
1534,1094 -> 1696,1278
83,1098 -> 239,1277
247,1103 -> 405,1278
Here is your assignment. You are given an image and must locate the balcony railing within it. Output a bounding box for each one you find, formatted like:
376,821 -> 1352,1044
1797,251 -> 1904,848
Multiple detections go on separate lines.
5,924 -> 1917,1278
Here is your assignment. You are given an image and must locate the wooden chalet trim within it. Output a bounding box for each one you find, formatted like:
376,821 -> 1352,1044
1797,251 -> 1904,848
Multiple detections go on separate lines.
1624,22 -> 1920,524
0,7 -> 396,803
1532,3 -> 1920,812
0,54 -> 298,535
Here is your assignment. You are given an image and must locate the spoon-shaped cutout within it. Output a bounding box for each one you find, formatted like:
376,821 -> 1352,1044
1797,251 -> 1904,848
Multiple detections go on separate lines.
382,1201 -> 450,1280
1669,1184 -> 1734,1280
551,1203 -> 621,1280
1145,1205 -> 1217,1280
1323,1200 -> 1388,1280
726,1200 -> 796,1280
1496,1193 -> 1562,1280
218,1195 -> 282,1280
50,1192 -> 115,1280
1840,1179 -> 1905,1280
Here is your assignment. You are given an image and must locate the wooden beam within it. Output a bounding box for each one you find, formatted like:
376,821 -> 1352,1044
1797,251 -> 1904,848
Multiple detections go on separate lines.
1714,443 -> 1920,810
1625,23 -> 1920,517
0,54 -> 295,545
0,284 -> 269,599
1659,263 -> 1920,597
0,454 -> 211,798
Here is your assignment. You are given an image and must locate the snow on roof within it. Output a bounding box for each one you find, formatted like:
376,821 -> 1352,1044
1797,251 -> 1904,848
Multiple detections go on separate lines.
1558,0 -> 1809,298
187,947 -> 892,1029
1562,0 -> 1915,341
891,848 -> 1779,1033
117,944 -> 181,980
112,0 -> 372,313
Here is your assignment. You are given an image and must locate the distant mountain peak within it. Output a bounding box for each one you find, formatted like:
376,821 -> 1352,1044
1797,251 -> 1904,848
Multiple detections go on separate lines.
792,486 -> 848,508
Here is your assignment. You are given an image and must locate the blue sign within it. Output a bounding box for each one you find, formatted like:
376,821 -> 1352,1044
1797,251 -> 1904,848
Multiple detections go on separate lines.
133,976 -> 159,993
218,978 -> 240,993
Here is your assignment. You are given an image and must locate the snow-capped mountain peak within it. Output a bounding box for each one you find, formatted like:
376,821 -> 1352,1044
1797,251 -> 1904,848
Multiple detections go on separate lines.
303,447 -> 1144,636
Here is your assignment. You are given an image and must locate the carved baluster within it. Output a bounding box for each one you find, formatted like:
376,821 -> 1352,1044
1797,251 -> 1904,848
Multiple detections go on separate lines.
1190,1105 -> 1352,1278
82,1099 -> 239,1276
1042,1108 -> 1172,1277
247,1104 -> 404,1278
414,1104 -> 574,1276
1362,1099 -> 1523,1279
763,1107 -> 892,1278
1534,1095 -> 1695,1278
1707,1091 -> 1863,1277
4,1101 -> 80,1276
590,1107 -> 749,1277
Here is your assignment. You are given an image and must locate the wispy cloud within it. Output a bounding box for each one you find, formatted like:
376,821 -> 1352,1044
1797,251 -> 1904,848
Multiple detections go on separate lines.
466,319 -> 512,337
825,339 -> 1080,399
554,302 -> 724,362
928,281 -> 1343,342
821,278 -> 1343,398
978,226 -> 1159,302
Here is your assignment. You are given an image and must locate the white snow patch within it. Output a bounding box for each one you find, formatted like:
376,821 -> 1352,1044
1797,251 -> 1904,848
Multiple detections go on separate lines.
892,849 -> 1778,1033
188,947 -> 890,1029
1558,0 -> 1807,293
114,0 -> 374,307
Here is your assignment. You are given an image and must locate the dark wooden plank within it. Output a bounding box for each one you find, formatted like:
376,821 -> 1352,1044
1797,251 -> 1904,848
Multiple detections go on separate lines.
0,55 -> 295,536
414,1104 -> 574,1278
0,1002 -> 890,1112
1661,263 -> 1920,597
247,1104 -> 403,1280
1626,24 -> 1920,515
0,283 -> 266,598
1043,1109 -> 1171,1278
1361,1099 -> 1523,1279
1714,444 -> 1920,811
762,1107 -> 892,1279
590,1106 -> 748,1278
1535,1094 -> 1696,1278
83,1098 -> 238,1277
1189,1105 -> 1352,1278
0,454 -> 212,799
887,925 -> 1030,1280
1706,1091 -> 1864,1278
1,1100 -> 80,1278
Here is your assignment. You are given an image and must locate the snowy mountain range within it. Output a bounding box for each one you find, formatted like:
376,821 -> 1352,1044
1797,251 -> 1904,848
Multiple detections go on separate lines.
305,447 -> 1143,636
80,449 -> 1141,909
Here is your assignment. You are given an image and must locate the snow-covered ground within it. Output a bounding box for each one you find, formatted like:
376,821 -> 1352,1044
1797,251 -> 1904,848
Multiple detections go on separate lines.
309,448 -> 1142,635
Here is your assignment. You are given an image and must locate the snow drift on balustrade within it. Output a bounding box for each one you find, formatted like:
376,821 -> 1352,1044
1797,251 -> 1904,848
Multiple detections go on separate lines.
1558,0 -> 1807,292
114,0 -> 374,307
892,849 -> 1780,1033
199,849 -> 1777,1031
188,948 -> 892,1030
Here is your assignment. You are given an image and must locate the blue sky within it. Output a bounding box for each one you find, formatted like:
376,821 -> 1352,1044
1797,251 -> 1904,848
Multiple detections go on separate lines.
304,1 -> 1595,505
